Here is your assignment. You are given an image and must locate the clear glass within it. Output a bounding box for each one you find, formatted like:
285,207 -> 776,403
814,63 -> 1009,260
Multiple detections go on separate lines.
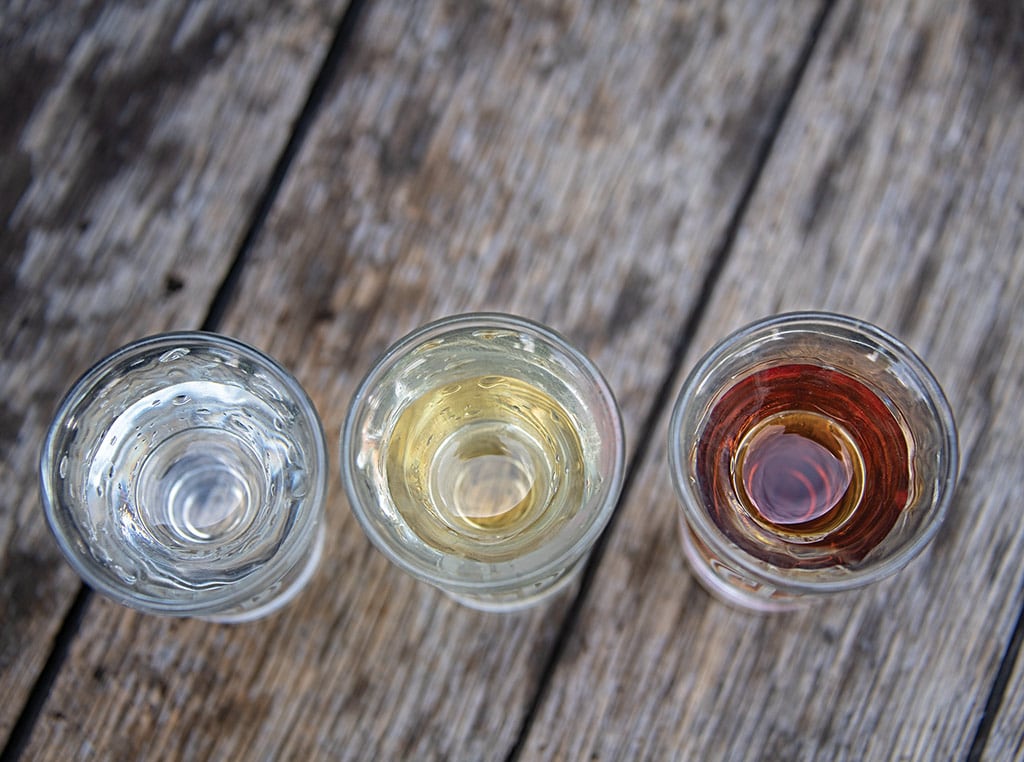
40,332 -> 328,622
669,312 -> 958,612
341,313 -> 625,611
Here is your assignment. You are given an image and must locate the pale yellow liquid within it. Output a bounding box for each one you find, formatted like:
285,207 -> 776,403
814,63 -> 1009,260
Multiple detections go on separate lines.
385,375 -> 586,561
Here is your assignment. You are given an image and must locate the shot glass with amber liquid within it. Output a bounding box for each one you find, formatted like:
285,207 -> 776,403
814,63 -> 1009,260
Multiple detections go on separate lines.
668,312 -> 958,612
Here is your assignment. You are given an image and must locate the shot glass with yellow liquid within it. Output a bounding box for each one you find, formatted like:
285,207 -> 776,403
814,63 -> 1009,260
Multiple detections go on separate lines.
341,314 -> 625,611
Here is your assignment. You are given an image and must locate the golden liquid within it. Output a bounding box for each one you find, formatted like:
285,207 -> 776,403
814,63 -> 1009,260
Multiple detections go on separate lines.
385,375 -> 586,561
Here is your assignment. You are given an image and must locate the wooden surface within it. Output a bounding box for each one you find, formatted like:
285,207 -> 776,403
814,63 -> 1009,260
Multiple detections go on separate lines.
0,0 -> 350,745
522,1 -> 1024,759
2,0 -> 1022,760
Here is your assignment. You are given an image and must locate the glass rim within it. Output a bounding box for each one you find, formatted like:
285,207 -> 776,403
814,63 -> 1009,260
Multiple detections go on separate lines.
39,330 -> 329,616
668,311 -> 959,594
340,312 -> 626,592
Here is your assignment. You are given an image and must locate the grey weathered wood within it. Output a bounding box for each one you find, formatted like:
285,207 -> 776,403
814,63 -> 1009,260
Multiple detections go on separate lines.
987,642 -> 1024,761
0,0 -> 349,745
16,0 -> 827,759
519,0 -> 1024,759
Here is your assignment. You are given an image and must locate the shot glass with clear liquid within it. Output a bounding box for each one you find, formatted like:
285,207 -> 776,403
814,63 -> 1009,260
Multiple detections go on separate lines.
668,312 -> 958,612
40,332 -> 328,622
341,313 -> 625,611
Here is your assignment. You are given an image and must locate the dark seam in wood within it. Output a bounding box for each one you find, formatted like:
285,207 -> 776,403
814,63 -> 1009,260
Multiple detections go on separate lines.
965,572 -> 1024,760
0,586 -> 92,762
502,2 -> 839,760
0,2 -> 373,758
201,0 -> 372,333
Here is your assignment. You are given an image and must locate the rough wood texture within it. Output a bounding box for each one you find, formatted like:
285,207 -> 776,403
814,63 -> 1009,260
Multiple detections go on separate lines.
16,0 -> 827,759
8,0 -> 1024,759
520,0 -> 1024,759
988,636 -> 1024,761
0,0 -> 349,745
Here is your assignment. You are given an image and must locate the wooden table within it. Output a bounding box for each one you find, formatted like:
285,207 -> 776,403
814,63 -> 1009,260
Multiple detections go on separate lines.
3,1 -> 1023,759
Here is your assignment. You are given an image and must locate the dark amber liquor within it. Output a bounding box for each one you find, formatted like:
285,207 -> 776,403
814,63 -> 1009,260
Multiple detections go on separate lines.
695,364 -> 910,569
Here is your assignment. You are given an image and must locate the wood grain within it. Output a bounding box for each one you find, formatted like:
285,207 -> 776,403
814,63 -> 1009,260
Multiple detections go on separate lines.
17,0 -> 828,759
0,0 -> 349,745
987,631 -> 1024,761
520,0 -> 1024,759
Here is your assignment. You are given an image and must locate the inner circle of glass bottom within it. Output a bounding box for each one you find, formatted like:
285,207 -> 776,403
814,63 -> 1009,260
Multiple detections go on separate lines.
383,375 -> 589,562
429,420 -> 550,532
731,410 -> 866,544
137,428 -> 266,546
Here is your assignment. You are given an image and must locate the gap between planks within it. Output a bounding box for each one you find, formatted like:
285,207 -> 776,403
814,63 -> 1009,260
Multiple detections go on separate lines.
0,2 -> 372,760
966,578 -> 1024,762
503,1 -> 839,759
11,1 -> 1021,760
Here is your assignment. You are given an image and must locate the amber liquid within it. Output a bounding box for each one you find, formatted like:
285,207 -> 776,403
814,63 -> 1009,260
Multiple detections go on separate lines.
695,364 -> 910,568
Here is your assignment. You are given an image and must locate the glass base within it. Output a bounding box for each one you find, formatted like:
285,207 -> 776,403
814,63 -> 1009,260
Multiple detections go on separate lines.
444,556 -> 583,612
202,524 -> 325,623
678,518 -> 806,613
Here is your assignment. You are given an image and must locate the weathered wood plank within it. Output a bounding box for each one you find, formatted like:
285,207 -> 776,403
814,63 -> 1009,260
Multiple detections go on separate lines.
0,0 -> 349,745
18,0 -> 826,759
519,0 -> 1024,759
986,639 -> 1024,761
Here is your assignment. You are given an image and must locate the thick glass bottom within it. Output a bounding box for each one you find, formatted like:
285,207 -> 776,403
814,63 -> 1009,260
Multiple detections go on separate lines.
444,555 -> 583,612
678,517 -> 806,613
202,524 -> 325,623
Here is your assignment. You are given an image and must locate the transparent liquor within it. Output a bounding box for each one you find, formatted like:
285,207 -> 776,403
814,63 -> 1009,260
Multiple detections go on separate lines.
42,334 -> 327,621
87,380 -> 305,578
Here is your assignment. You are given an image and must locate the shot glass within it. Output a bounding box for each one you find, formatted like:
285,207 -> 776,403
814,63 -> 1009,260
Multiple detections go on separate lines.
341,313 -> 625,611
40,332 -> 328,622
668,312 -> 958,612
